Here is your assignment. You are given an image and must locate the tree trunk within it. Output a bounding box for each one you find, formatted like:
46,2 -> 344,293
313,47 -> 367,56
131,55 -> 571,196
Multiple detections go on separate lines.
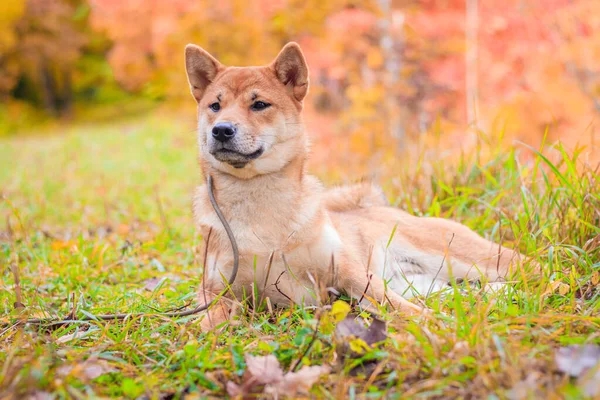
39,61 -> 59,116
466,0 -> 479,129
378,0 -> 405,151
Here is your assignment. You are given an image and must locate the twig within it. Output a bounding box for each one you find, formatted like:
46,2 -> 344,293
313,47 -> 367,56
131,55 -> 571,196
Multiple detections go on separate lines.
358,245 -> 375,305
5,215 -> 13,240
258,251 -> 275,307
201,228 -> 213,326
3,197 -> 27,241
11,258 -> 24,310
273,271 -> 293,304
358,274 -> 373,305
495,211 -> 504,277
146,300 -> 194,314
65,293 -> 76,320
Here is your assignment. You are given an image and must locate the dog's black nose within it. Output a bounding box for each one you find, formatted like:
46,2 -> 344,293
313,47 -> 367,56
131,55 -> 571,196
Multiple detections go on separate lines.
212,122 -> 237,142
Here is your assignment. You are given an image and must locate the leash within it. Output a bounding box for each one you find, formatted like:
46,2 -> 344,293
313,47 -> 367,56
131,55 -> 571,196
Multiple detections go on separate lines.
3,175 -> 239,329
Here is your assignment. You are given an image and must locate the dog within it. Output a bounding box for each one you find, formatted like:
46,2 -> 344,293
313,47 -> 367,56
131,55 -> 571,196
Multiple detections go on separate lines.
185,42 -> 523,330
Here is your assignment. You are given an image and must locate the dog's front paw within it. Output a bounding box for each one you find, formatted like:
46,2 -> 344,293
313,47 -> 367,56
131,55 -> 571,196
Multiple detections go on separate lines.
198,299 -> 232,332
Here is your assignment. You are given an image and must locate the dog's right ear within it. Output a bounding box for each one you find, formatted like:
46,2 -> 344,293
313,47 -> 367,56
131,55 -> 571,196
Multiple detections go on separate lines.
185,44 -> 223,102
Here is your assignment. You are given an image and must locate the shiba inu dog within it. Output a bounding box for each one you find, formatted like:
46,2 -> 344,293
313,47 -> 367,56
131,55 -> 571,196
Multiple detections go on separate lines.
185,42 -> 522,329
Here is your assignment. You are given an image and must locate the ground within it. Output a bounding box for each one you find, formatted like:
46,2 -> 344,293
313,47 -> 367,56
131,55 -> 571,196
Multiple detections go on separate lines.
1,116 -> 599,399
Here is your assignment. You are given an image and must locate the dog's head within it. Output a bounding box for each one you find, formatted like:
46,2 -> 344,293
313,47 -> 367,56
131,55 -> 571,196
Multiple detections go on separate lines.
185,43 -> 309,177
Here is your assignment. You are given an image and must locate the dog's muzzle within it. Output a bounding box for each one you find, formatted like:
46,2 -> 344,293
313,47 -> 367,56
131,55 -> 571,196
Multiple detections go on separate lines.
209,146 -> 264,168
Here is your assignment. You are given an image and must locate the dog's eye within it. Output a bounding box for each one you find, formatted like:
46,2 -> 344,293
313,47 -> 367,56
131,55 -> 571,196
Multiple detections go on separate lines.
209,102 -> 221,112
251,101 -> 271,111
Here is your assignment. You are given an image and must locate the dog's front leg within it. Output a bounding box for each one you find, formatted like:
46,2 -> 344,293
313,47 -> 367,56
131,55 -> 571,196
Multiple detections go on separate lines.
198,287 -> 232,331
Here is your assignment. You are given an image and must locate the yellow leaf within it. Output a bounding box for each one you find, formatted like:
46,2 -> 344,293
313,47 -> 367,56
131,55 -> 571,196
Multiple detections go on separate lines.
330,300 -> 351,322
348,338 -> 370,355
591,271 -> 599,286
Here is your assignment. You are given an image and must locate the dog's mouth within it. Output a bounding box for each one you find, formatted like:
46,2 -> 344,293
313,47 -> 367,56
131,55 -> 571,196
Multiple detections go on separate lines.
210,147 -> 264,168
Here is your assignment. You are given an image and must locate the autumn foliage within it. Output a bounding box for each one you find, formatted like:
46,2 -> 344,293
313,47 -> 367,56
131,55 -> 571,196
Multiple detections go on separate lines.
0,0 -> 598,163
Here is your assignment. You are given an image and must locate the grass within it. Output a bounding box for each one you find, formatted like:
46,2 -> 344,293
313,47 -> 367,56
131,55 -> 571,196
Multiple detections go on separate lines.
1,116 -> 599,399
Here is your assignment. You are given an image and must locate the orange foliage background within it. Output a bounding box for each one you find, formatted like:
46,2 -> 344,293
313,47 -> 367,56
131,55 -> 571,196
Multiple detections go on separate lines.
1,0 -> 598,169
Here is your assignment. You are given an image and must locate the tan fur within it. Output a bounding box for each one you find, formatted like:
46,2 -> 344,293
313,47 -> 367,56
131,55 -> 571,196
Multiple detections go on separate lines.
185,43 -> 523,330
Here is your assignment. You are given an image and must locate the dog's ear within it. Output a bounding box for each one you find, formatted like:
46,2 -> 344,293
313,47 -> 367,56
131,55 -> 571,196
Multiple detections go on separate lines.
185,44 -> 223,102
271,42 -> 309,102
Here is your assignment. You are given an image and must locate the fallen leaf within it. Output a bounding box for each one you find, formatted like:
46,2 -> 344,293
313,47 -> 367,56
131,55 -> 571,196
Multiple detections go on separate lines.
363,318 -> 387,345
267,365 -> 330,396
555,344 -> 600,377
334,315 -> 387,346
334,314 -> 388,367
56,359 -> 116,380
83,360 -> 117,380
334,315 -> 366,339
245,354 -> 284,385
225,381 -> 244,398
580,368 -> 600,397
56,365 -> 74,377
142,277 -> 163,292
28,392 -> 53,400
508,372 -> 543,400
226,355 -> 329,398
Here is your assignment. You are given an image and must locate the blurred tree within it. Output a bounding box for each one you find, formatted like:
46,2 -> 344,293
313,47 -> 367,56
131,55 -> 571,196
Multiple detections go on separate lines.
0,0 -> 598,160
0,0 -> 118,119
8,0 -> 87,115
0,1 -> 25,100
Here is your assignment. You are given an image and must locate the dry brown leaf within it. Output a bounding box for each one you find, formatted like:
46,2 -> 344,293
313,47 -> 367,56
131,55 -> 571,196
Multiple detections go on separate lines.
508,372 -> 543,400
335,315 -> 387,345
555,344 -> 600,377
580,368 -> 600,397
57,359 -> 117,380
226,355 -> 329,398
83,360 -> 116,380
245,354 -> 285,385
27,392 -> 53,400
556,344 -> 600,397
267,365 -> 331,396
334,314 -> 388,360
225,381 -> 244,398
142,277 -> 162,292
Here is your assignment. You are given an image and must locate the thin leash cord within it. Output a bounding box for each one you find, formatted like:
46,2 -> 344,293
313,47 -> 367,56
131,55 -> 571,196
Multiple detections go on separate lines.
5,175 -> 239,328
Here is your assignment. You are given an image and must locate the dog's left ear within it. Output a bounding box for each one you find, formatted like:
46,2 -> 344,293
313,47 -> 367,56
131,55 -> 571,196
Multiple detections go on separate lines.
271,42 -> 309,102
